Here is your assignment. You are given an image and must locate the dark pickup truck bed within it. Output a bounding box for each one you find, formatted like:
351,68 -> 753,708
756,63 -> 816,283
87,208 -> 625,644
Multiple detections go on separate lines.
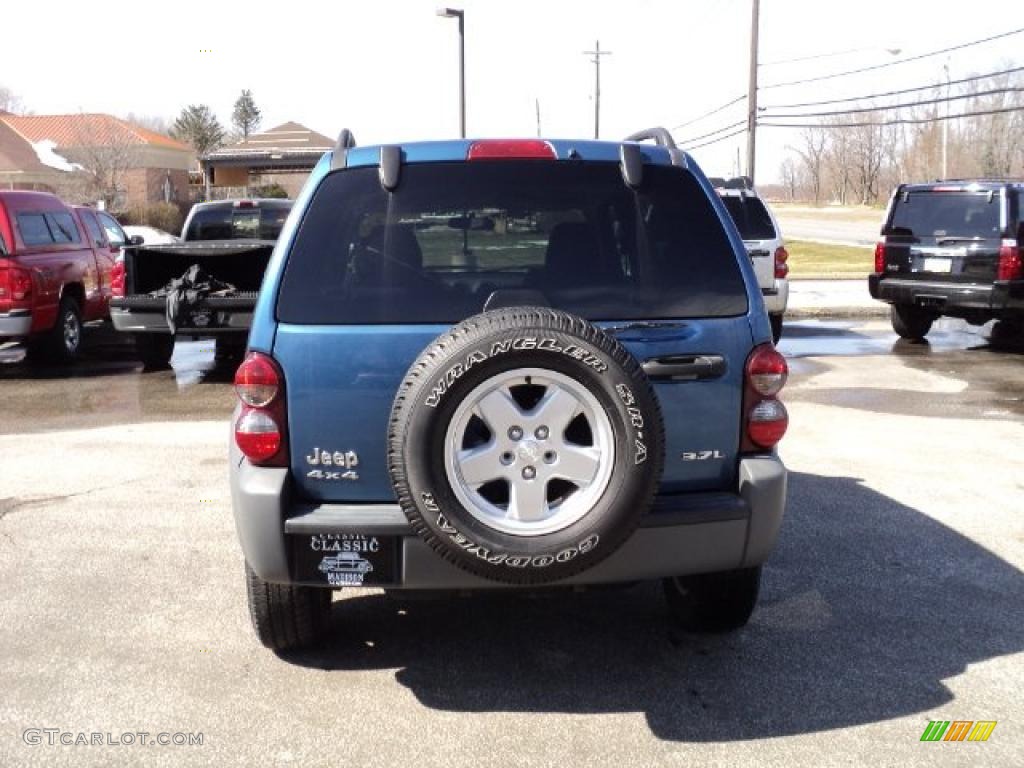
109,240 -> 274,337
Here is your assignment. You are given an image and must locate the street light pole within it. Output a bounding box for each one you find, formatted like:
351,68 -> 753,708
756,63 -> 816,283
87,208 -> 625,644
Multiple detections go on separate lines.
437,8 -> 466,138
583,41 -> 612,139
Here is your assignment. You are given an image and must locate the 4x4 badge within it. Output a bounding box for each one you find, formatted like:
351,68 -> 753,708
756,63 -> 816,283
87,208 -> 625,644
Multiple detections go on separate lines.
306,447 -> 360,480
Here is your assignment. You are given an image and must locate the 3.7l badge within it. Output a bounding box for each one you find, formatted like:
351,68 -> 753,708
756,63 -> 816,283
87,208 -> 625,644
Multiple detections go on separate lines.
306,447 -> 359,481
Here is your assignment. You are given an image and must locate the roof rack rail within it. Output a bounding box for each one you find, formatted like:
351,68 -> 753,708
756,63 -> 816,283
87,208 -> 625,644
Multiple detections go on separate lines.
623,127 -> 677,149
330,129 -> 357,171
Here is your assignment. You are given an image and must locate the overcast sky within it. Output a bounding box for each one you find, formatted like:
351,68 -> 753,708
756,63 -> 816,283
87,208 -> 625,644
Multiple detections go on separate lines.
2,0 -> 1020,182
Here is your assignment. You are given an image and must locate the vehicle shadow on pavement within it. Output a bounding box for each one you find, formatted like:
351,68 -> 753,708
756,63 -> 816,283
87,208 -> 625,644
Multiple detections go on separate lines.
284,471 -> 1024,741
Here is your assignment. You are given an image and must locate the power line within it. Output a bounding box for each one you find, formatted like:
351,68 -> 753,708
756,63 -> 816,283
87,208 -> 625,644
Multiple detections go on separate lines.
761,27 -> 1024,90
675,119 -> 747,145
670,94 -> 746,131
761,65 -> 1024,110
761,46 -> 901,67
681,127 -> 749,151
759,104 -> 1024,129
761,86 -> 1024,120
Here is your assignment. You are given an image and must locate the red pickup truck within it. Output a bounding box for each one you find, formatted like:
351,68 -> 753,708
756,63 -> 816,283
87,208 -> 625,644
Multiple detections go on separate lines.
0,191 -> 130,362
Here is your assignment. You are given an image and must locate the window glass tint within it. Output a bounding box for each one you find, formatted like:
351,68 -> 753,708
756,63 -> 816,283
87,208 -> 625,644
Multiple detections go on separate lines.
17,213 -> 53,246
80,210 -> 105,247
98,213 -> 126,246
889,192 -> 1001,238
47,212 -> 80,243
277,162 -> 747,324
185,204 -> 291,241
720,195 -> 776,240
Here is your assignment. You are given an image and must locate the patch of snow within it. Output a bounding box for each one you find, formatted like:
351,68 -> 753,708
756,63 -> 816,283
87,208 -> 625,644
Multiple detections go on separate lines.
30,139 -> 82,172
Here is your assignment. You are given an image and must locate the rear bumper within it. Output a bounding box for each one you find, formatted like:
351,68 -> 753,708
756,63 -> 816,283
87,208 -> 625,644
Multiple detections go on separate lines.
0,310 -> 33,339
868,274 -> 1024,318
762,278 -> 789,315
230,439 -> 788,589
110,297 -> 253,335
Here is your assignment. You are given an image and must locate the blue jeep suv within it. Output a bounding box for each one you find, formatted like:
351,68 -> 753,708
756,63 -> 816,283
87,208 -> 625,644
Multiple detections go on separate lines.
230,128 -> 789,651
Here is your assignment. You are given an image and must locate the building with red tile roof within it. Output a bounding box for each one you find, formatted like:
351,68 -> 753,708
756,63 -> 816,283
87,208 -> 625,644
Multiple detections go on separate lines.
0,113 -> 194,209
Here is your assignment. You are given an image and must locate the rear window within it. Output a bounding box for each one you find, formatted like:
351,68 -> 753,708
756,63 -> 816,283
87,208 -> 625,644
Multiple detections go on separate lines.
277,161 -> 747,324
185,204 -> 290,241
888,191 -> 1001,239
17,213 -> 54,246
720,195 -> 776,240
48,212 -> 80,243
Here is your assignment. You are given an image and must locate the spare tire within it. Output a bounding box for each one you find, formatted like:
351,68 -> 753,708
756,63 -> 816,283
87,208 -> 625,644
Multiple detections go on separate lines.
388,307 -> 664,585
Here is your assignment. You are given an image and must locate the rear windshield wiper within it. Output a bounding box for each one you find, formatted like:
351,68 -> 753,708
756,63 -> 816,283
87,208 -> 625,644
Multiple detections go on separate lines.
936,236 -> 983,245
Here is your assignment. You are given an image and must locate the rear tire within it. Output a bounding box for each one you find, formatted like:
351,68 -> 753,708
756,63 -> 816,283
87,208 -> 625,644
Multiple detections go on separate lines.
27,295 -> 82,364
769,313 -> 783,344
663,566 -> 761,632
989,319 -> 1024,348
245,562 -> 331,652
135,333 -> 175,370
890,304 -> 935,340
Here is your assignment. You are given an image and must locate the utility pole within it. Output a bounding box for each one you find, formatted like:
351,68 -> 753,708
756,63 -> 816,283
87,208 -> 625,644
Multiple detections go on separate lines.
942,59 -> 950,179
583,40 -> 612,139
535,98 -> 542,137
746,0 -> 760,183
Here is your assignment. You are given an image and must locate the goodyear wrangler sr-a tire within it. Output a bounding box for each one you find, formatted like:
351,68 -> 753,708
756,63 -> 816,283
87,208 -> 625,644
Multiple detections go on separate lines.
388,308 -> 664,585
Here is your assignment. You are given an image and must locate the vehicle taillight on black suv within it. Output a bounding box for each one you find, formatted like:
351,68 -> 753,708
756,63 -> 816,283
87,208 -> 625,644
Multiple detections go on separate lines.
997,239 -> 1022,281
874,237 -> 887,274
742,344 -> 788,451
234,352 -> 288,466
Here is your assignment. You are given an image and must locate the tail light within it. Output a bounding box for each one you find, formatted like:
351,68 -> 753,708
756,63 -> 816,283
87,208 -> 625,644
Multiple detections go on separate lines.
0,266 -> 33,303
774,246 -> 789,279
467,140 -> 557,161
742,344 -> 788,451
874,238 -> 887,274
997,240 -> 1022,281
234,352 -> 288,466
110,259 -> 126,297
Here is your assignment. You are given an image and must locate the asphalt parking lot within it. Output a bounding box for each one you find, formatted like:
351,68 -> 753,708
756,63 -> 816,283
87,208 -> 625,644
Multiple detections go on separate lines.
1,319 -> 1022,767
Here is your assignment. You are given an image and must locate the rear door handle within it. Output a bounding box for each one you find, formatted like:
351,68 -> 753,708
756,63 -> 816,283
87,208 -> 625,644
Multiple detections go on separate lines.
642,354 -> 726,381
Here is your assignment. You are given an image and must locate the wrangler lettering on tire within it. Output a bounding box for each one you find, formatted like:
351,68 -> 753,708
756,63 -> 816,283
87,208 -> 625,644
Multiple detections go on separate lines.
388,307 -> 665,585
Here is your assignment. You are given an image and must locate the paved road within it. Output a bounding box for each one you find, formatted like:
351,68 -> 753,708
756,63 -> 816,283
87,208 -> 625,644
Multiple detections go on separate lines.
774,205 -> 882,246
1,322 -> 1022,767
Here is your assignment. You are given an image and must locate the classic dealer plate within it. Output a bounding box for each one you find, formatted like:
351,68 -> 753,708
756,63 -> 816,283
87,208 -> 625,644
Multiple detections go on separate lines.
291,533 -> 400,586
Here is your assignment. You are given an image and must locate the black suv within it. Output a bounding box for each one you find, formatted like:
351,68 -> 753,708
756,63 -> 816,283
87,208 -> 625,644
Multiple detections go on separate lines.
869,180 -> 1024,340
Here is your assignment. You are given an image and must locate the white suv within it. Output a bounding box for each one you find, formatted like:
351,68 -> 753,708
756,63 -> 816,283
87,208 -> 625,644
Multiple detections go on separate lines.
713,178 -> 789,342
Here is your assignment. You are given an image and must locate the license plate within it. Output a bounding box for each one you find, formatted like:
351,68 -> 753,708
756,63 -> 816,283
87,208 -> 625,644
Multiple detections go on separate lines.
922,257 -> 952,273
188,309 -> 214,327
291,533 -> 399,586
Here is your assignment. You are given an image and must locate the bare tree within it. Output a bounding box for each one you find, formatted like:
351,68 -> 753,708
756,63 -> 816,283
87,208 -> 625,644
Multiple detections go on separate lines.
124,113 -> 173,136
58,117 -> 138,209
778,158 -> 799,201
0,84 -> 25,114
848,110 -> 888,204
793,127 -> 828,205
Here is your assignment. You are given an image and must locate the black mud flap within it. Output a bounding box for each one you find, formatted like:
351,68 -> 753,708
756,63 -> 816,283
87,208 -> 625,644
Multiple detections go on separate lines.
291,534 -> 401,587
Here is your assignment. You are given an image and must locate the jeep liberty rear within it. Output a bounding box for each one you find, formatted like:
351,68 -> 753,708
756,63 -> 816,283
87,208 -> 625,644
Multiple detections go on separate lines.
230,130 -> 788,651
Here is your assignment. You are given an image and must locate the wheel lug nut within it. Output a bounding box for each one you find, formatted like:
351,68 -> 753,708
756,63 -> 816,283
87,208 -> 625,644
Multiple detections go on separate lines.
508,426 -> 523,441
522,466 -> 536,480
543,451 -> 556,464
535,426 -> 549,440
500,452 -> 515,465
